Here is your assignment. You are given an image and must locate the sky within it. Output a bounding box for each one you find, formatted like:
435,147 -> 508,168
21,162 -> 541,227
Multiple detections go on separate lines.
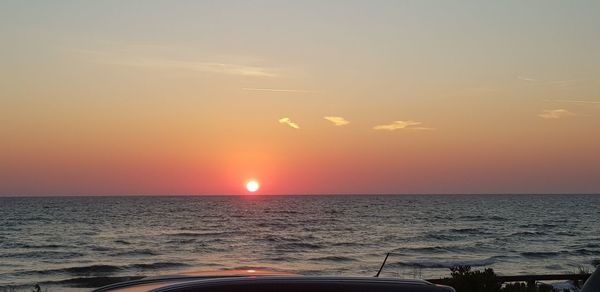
1,0 -> 599,195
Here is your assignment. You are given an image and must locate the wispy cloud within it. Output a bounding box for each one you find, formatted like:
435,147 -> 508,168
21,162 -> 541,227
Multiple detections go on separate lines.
547,99 -> 600,105
538,109 -> 575,119
278,117 -> 300,129
373,121 -> 434,131
517,76 -> 578,87
117,59 -> 278,77
517,75 -> 537,82
324,116 -> 350,126
242,88 -> 313,93
76,49 -> 279,77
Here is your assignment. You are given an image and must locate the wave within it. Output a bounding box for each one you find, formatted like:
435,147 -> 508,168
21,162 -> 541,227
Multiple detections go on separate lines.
396,246 -> 448,253
261,234 -> 323,250
587,243 -> 600,248
571,243 -> 600,249
167,231 -> 235,237
488,215 -> 508,221
520,251 -> 561,258
397,245 -> 480,254
390,256 -> 503,269
17,262 -> 190,277
276,242 -> 323,250
264,210 -> 300,214
572,248 -> 600,256
90,245 -> 112,252
421,234 -> 463,241
508,231 -> 547,237
257,222 -> 298,229
309,256 -> 357,262
263,234 -> 318,242
448,228 -> 494,235
518,223 -> 558,229
0,242 -> 72,249
521,249 -> 599,258
11,264 -> 126,276
39,276 -> 144,288
165,238 -> 197,244
264,255 -> 300,261
556,231 -> 580,236
457,215 -> 485,221
0,251 -> 84,259
111,249 -> 159,257
330,241 -> 368,248
457,215 -> 507,222
62,265 -> 123,275
128,262 -> 189,270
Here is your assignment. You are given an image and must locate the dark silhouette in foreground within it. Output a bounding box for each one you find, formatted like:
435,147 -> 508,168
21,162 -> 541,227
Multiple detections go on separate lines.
434,266 -> 590,292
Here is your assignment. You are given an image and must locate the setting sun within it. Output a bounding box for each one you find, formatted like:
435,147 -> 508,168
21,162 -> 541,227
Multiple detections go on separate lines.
246,180 -> 260,193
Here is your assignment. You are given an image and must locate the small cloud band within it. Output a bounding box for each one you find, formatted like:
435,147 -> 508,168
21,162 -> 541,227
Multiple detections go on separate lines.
373,120 -> 433,131
538,109 -> 575,119
324,116 -> 350,126
278,117 -> 300,129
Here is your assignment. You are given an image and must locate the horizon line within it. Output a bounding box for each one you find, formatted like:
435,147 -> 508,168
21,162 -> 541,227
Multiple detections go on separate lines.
1,193 -> 599,198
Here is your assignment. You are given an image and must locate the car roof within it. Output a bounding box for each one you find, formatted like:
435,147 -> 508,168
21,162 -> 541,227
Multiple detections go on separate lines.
96,275 -> 454,292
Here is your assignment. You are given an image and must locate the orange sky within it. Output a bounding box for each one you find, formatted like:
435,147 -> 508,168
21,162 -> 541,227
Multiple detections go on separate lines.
1,1 -> 599,195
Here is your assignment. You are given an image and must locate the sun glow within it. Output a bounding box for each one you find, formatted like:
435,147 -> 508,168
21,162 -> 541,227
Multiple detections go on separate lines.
246,180 -> 260,193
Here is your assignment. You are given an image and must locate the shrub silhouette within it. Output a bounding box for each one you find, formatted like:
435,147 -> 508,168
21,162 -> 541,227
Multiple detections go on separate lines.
441,266 -> 560,292
444,265 -> 501,292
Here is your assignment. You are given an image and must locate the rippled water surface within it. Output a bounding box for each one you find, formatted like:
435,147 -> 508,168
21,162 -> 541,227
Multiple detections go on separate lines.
1,195 -> 599,290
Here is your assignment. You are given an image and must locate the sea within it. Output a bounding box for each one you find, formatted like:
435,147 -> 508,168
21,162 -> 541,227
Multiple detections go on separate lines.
1,195 -> 599,291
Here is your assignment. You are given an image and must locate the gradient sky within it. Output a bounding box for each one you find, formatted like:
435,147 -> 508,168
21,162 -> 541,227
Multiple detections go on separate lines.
1,1 -> 599,195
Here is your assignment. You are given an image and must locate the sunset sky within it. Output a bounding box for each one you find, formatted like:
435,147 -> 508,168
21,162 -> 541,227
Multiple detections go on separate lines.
1,1 -> 599,195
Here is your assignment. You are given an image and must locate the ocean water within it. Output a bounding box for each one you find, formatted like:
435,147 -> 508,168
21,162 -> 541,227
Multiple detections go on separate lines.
1,195 -> 599,291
